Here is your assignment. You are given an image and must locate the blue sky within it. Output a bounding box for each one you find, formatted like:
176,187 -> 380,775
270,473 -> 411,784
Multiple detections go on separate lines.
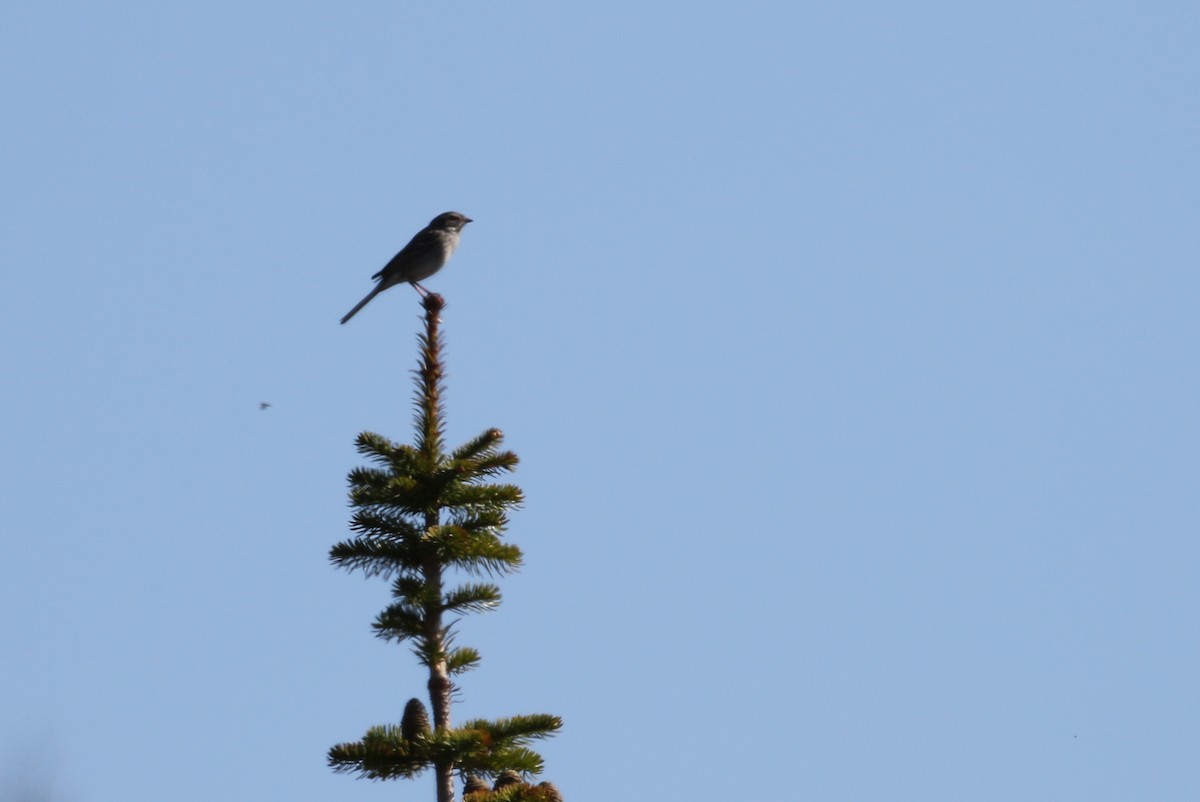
2,3 -> 1198,800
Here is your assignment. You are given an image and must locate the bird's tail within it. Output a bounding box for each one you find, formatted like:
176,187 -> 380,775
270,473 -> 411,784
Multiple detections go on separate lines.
339,285 -> 382,325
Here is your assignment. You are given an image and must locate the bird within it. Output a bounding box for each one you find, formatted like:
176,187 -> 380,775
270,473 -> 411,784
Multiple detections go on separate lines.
340,211 -> 473,324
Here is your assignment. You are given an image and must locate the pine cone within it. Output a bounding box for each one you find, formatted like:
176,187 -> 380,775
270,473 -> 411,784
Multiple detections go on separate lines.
400,698 -> 430,741
536,781 -> 564,801
494,770 -> 523,790
463,775 -> 491,796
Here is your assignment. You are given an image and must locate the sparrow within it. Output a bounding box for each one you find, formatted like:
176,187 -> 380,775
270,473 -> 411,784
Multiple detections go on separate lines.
339,211 -> 472,324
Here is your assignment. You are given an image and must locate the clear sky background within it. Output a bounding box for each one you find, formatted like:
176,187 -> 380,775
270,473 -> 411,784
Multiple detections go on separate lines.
2,3 -> 1197,801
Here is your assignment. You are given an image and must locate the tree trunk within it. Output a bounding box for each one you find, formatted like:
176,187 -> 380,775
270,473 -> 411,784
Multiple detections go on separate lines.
425,532 -> 455,802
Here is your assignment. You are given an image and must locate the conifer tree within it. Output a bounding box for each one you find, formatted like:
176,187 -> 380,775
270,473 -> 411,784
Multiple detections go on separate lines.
328,294 -> 562,802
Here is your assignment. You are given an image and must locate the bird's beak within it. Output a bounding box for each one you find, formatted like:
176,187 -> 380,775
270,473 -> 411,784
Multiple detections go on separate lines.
464,217 -> 473,224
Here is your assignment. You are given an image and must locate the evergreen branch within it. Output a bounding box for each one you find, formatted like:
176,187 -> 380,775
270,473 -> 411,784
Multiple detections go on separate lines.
391,574 -> 426,599
347,508 -> 423,539
351,436 -> 429,486
458,745 -> 547,777
446,647 -> 482,675
391,575 -> 438,604
452,716 -> 565,776
450,445 -> 520,481
353,431 -> 406,464
443,483 -> 525,509
329,717 -> 559,783
439,510 -> 510,537
459,715 -> 563,746
442,509 -> 519,535
349,474 -> 522,517
450,428 -> 506,461
372,602 -> 425,643
346,463 -> 391,484
443,583 -> 502,614
337,524 -> 517,576
448,430 -> 521,483
446,538 -> 523,576
348,476 -> 428,511
345,466 -> 395,500
329,537 -> 427,578
328,726 -> 431,780
457,450 -> 520,477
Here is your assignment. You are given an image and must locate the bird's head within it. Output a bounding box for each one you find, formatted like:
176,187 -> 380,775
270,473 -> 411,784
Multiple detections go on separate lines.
430,211 -> 472,231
